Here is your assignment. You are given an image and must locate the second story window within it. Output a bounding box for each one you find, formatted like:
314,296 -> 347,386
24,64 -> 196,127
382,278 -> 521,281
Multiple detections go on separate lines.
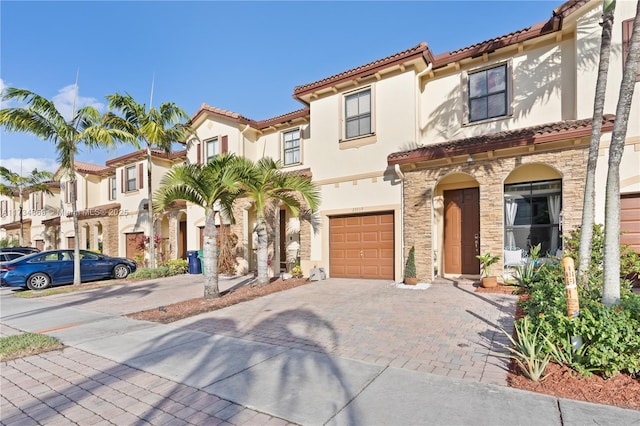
31,192 -> 42,210
283,129 -> 301,165
468,64 -> 508,122
109,176 -> 117,200
345,89 -> 371,139
206,137 -> 219,163
126,166 -> 137,192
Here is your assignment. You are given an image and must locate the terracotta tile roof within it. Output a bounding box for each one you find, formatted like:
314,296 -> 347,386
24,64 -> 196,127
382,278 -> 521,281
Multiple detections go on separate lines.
256,109 -> 310,130
42,216 -> 60,226
189,103 -> 258,127
74,161 -> 114,176
387,115 -> 615,166
293,42 -> 433,98
1,219 -> 32,230
432,0 -> 589,69
190,103 -> 310,133
283,167 -> 312,178
105,149 -> 187,167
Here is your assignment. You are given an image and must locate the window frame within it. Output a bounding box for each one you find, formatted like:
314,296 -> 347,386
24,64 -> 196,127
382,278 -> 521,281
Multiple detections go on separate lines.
206,137 -> 219,163
504,179 -> 562,256
125,165 -> 137,192
109,176 -> 117,200
282,128 -> 302,166
342,86 -> 375,141
463,61 -> 512,125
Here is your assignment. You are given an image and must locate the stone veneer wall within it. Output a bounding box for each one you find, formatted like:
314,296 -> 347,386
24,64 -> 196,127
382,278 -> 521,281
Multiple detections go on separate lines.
77,215 -> 119,256
403,146 -> 589,281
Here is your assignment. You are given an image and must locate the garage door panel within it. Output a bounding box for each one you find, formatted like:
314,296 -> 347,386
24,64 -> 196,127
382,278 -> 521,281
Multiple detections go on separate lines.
330,212 -> 394,279
362,232 -> 381,242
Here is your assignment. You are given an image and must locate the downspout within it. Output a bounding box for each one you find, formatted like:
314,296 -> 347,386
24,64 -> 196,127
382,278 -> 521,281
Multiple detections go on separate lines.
394,164 -> 405,283
240,124 -> 250,158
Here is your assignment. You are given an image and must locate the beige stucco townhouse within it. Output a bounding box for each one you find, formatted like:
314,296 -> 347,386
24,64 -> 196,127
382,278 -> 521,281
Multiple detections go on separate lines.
387,0 -> 640,282
185,0 -> 639,284
0,181 -> 59,248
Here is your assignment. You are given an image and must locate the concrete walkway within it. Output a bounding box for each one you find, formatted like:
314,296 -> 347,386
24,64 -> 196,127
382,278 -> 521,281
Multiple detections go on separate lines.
1,276 -> 639,425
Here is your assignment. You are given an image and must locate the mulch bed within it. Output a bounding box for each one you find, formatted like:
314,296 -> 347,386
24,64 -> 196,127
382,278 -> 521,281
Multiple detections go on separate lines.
126,277 -> 311,324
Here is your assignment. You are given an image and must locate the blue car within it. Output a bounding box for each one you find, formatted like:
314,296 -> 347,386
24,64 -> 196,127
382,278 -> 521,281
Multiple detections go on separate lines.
0,249 -> 137,290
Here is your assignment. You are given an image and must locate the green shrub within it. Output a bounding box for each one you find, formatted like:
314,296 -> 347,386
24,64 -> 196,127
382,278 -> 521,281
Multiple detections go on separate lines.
521,262 -> 640,378
161,258 -> 188,275
563,224 -> 640,292
404,246 -> 417,279
129,266 -> 171,279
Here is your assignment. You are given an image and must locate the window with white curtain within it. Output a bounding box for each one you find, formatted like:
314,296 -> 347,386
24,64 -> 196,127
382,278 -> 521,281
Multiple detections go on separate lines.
504,179 -> 561,255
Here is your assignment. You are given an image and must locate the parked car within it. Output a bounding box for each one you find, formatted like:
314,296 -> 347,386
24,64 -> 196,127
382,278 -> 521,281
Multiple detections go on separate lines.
0,249 -> 137,290
0,247 -> 40,255
0,252 -> 27,263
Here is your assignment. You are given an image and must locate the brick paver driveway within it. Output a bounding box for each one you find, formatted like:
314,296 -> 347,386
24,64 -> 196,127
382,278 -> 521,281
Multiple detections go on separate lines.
173,279 -> 518,386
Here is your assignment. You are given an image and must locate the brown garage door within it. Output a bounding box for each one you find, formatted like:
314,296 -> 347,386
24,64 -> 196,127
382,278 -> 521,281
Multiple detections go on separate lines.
330,212 -> 394,279
621,193 -> 640,253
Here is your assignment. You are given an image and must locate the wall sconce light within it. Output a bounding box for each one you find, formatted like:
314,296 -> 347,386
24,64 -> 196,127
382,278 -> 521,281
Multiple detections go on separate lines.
466,154 -> 473,163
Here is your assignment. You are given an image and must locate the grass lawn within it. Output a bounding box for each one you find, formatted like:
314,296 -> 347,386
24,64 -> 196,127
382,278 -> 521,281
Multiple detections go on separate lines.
0,333 -> 64,362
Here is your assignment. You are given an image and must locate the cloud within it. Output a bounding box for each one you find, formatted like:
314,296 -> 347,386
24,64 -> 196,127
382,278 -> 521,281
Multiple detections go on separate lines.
52,84 -> 104,121
0,158 -> 60,175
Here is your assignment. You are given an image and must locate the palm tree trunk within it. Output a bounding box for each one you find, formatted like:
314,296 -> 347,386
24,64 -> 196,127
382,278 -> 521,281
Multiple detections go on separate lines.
578,2 -> 615,287
70,174 -> 81,286
255,217 -> 270,286
18,189 -> 25,246
602,2 -> 640,306
147,146 -> 156,269
203,209 -> 220,299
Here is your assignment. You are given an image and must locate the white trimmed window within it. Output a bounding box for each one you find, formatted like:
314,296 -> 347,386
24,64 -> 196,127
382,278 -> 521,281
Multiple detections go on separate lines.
126,166 -> 137,192
344,88 -> 372,139
206,137 -> 219,163
109,176 -> 117,200
283,129 -> 301,165
468,64 -> 508,123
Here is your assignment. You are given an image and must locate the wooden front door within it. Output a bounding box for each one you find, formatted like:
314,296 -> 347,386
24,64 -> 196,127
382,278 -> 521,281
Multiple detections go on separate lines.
126,232 -> 144,261
179,221 -> 187,259
444,188 -> 480,275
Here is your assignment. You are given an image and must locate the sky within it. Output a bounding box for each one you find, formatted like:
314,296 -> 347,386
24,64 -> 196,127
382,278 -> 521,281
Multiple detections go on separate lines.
0,0 -> 560,175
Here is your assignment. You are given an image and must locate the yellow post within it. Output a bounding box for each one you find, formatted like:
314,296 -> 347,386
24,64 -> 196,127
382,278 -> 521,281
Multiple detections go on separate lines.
562,257 -> 580,318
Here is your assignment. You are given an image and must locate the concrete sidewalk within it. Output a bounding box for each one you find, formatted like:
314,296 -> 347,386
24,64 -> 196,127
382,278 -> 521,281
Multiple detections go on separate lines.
1,278 -> 639,425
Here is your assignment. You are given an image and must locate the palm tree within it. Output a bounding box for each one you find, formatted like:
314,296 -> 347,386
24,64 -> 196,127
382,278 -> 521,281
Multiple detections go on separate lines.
240,157 -> 320,286
0,87 -> 132,285
104,93 -> 193,269
578,0 -> 616,287
0,166 -> 53,245
602,2 -> 640,306
154,153 -> 250,299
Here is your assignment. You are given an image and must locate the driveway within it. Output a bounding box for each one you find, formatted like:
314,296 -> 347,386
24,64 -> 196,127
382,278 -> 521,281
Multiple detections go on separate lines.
2,275 -> 517,386
171,278 -> 518,386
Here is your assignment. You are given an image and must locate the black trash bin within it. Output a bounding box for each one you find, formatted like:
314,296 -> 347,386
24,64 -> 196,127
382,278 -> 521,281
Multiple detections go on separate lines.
187,250 -> 202,274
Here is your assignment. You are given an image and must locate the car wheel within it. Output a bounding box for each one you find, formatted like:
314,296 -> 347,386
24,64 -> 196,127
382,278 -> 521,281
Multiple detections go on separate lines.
26,273 -> 51,290
113,264 -> 130,279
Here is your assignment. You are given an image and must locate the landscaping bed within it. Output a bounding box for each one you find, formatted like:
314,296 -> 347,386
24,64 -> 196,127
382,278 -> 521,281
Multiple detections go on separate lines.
479,283 -> 640,411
